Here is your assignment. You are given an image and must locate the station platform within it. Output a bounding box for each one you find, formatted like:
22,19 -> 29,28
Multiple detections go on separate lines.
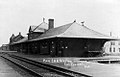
0,57 -> 22,77
4,52 -> 120,77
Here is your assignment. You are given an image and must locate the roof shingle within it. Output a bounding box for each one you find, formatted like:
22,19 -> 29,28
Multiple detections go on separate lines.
31,21 -> 116,41
30,22 -> 48,32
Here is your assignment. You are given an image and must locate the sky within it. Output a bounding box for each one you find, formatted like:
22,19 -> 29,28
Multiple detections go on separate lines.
0,0 -> 120,46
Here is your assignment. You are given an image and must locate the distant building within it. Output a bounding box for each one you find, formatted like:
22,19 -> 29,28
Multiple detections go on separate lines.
0,44 -> 9,51
10,32 -> 24,43
9,32 -> 24,51
103,40 -> 120,55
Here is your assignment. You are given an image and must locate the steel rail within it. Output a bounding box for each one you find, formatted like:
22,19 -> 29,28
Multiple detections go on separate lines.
0,55 -> 44,77
9,54 -> 92,77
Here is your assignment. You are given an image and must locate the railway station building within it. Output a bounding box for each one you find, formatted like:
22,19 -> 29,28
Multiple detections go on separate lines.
9,19 -> 116,57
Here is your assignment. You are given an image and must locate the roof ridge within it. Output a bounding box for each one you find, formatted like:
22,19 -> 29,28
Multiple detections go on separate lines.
63,22 -> 75,32
32,23 -> 43,32
57,22 -> 75,37
45,22 -> 73,31
74,22 -> 109,37
32,22 -> 48,32
83,24 -> 109,37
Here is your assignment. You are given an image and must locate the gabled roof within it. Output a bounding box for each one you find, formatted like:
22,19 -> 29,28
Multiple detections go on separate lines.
29,21 -> 48,33
36,21 -> 48,30
10,32 -> 24,42
13,35 -> 23,42
31,21 -> 117,41
11,37 -> 28,45
30,26 -> 36,31
10,34 -> 15,39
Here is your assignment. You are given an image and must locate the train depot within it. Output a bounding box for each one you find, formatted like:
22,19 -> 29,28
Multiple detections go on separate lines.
1,19 -> 120,77
7,19 -> 118,57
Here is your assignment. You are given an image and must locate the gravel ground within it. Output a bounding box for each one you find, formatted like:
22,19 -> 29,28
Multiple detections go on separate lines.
1,57 -> 35,77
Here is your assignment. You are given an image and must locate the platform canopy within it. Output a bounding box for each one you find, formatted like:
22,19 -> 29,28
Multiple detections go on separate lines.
30,21 -> 118,41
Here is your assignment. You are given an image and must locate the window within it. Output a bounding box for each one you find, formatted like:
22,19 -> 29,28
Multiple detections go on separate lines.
42,42 -> 48,48
113,48 -> 115,52
111,42 -> 115,45
110,47 -> 112,52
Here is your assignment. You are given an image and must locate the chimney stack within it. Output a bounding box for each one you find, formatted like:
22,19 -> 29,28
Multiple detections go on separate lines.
19,32 -> 21,35
48,19 -> 54,29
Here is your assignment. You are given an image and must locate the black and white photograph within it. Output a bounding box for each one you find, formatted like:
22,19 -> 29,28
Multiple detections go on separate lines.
0,0 -> 120,77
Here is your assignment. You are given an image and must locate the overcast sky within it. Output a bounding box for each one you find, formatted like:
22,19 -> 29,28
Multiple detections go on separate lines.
0,0 -> 120,46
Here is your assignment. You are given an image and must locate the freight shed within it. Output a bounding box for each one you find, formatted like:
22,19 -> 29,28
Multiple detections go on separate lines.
9,20 -> 116,57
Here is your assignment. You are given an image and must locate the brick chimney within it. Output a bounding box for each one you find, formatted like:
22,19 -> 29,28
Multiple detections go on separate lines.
19,32 -> 21,35
48,19 -> 54,29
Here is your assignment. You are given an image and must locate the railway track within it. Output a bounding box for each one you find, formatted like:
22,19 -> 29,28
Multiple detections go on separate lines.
0,53 -> 92,77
